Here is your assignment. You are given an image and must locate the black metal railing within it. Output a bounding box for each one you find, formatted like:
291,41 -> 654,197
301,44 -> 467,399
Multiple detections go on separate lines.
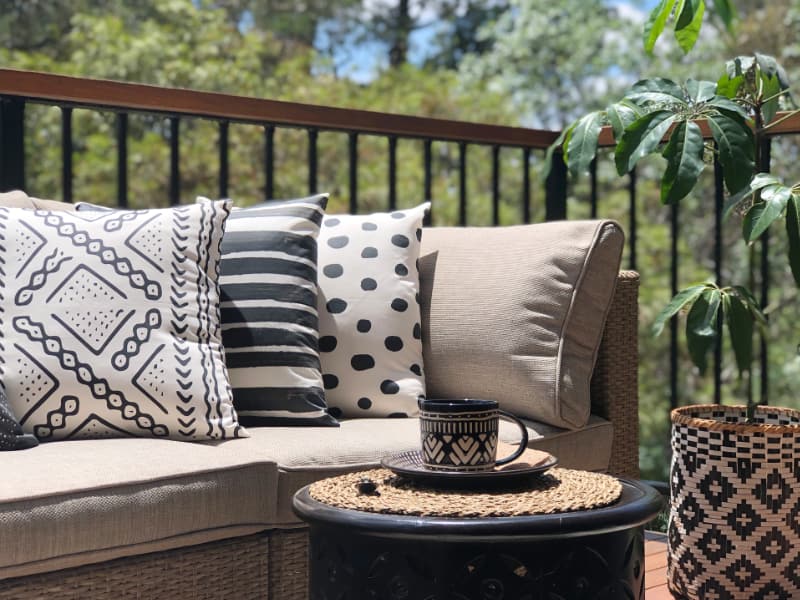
2,68 -> 800,445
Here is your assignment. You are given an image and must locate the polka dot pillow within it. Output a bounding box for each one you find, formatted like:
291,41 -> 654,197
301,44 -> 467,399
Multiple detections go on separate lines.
317,203 -> 429,418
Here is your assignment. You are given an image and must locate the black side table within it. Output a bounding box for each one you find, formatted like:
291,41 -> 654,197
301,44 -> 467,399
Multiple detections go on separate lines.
293,471 -> 663,600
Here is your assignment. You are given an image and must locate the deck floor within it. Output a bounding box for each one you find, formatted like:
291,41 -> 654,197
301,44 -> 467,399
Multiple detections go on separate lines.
645,531 -> 672,599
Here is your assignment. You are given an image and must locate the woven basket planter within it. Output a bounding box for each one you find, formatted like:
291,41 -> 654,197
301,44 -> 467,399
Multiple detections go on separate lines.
668,404 -> 800,599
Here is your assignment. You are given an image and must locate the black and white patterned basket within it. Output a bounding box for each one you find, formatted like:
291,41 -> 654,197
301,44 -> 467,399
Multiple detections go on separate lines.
669,404 -> 800,599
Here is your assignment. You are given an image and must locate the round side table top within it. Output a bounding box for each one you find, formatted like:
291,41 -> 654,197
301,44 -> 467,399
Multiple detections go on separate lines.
293,469 -> 664,541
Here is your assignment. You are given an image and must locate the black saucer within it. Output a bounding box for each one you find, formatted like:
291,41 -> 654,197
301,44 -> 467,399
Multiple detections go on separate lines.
381,450 -> 558,489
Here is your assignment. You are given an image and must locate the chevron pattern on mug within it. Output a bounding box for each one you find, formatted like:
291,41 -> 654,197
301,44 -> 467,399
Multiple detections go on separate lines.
419,406 -> 500,471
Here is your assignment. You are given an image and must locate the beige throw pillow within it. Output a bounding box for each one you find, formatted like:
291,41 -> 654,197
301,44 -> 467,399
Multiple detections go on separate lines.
419,220 -> 624,430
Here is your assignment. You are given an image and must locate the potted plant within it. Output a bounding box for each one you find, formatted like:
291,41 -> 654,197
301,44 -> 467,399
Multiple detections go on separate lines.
553,2 -> 800,598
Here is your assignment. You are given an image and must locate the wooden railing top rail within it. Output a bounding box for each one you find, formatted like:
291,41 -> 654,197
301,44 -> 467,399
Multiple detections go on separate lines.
0,68 -> 559,149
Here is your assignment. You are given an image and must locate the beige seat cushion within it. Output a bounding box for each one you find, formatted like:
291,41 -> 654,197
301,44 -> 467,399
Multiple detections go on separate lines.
419,221 -> 624,430
0,416 -> 611,579
0,190 -> 73,210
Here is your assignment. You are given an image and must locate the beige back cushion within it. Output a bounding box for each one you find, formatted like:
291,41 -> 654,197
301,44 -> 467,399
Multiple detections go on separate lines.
0,190 -> 73,210
419,220 -> 624,430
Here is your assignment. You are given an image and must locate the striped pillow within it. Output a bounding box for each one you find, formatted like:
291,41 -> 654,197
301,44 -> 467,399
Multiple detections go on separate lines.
216,195 -> 337,426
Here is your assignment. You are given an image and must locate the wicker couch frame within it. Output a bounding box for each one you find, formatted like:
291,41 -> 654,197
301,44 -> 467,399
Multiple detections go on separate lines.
0,271 -> 639,600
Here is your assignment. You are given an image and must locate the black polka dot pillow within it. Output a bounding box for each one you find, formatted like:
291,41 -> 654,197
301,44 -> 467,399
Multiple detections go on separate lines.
317,203 -> 429,418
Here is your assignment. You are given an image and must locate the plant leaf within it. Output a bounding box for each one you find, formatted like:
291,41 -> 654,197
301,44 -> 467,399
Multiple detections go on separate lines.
786,194 -> 800,286
544,121 -> 574,180
625,78 -> 686,105
652,283 -> 709,336
707,96 -> 748,118
674,0 -> 705,54
660,120 -> 705,204
716,73 -> 744,99
685,79 -> 717,104
706,110 -> 754,195
724,291 -> 753,375
615,110 -> 676,175
606,100 -> 642,140
565,111 -> 605,179
760,73 -> 782,125
686,288 -> 721,375
644,0 -> 678,54
712,0 -> 736,32
743,184 -> 792,242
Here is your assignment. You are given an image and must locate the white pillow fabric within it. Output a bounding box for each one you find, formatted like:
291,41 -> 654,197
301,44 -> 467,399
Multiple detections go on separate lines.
317,203 -> 429,418
0,203 -> 246,441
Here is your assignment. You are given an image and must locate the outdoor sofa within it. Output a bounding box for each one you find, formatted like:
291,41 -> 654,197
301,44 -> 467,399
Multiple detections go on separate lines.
0,191 -> 639,600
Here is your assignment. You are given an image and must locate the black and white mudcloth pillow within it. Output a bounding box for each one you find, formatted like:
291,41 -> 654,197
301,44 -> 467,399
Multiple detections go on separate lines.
0,386 -> 38,450
200,195 -> 338,426
0,203 -> 246,441
317,202 -> 429,418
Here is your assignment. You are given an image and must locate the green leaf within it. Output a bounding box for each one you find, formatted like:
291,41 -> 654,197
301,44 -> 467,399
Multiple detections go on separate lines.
652,283 -> 709,336
724,292 -> 753,375
786,194 -> 800,286
660,120 -> 705,204
674,0 -> 705,54
544,122 -> 573,180
686,288 -> 721,375
625,78 -> 686,105
707,96 -> 748,118
615,110 -> 676,175
716,73 -> 744,99
760,73 -> 782,125
723,173 -> 782,221
565,111 -> 605,179
706,110 -> 754,195
743,184 -> 792,242
644,0 -> 678,54
685,79 -> 717,104
712,0 -> 736,32
606,100 -> 642,140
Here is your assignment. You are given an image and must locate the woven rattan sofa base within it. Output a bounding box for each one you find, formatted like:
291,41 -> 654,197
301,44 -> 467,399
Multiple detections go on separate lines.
0,529 -> 311,600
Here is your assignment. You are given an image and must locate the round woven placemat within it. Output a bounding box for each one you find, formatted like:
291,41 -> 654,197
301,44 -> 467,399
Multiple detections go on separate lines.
309,468 -> 622,518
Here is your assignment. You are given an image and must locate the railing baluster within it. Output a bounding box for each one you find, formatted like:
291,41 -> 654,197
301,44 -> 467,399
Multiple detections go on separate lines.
307,128 -> 318,195
61,107 -> 72,203
116,113 -> 128,209
713,154 -> 724,403
522,147 -> 531,224
169,117 -> 180,206
218,121 -> 229,199
388,135 -> 397,211
492,145 -> 500,225
264,125 -> 274,200
628,168 -> 637,271
760,138 -> 772,405
349,132 -> 358,214
458,142 -> 467,226
670,203 -> 680,410
423,139 -> 432,225
545,150 -> 567,221
0,98 -> 25,192
590,157 -> 598,219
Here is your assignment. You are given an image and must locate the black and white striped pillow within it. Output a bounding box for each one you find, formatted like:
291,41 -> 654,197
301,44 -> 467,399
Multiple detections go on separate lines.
215,195 -> 337,426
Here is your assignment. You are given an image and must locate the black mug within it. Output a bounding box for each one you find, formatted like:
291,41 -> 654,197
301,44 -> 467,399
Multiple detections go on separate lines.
418,398 -> 529,472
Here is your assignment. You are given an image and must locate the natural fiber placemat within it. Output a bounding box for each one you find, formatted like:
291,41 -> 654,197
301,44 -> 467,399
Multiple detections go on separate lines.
309,468 -> 623,518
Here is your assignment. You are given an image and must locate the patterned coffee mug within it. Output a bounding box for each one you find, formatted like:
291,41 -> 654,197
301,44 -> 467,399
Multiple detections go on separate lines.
418,398 -> 529,472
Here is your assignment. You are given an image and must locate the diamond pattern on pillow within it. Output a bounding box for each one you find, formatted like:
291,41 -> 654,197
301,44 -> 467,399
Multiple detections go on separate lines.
0,203 -> 246,441
317,203 -> 429,418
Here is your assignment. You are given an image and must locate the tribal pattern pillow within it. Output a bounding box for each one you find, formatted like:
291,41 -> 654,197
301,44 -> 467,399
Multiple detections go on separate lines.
0,203 -> 245,441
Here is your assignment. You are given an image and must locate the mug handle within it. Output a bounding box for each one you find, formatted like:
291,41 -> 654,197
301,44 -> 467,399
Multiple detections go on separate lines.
495,410 -> 529,466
